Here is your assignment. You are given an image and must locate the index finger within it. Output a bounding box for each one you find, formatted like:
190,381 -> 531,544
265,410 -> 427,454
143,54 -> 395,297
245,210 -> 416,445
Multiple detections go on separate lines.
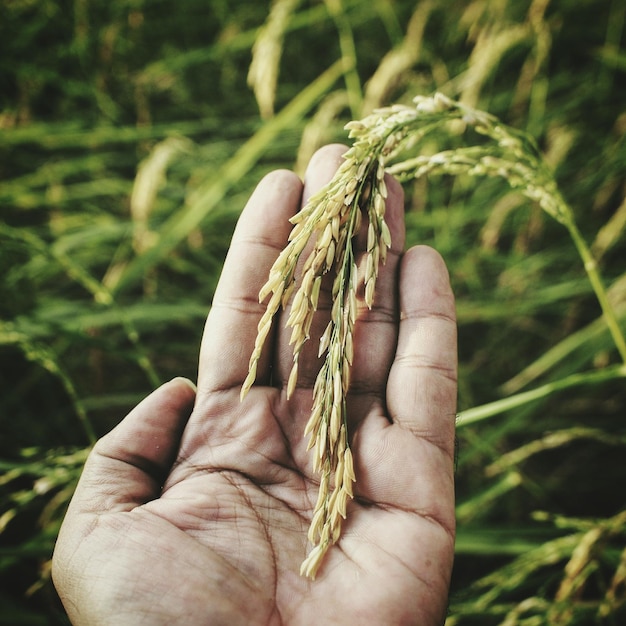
196,169 -> 303,395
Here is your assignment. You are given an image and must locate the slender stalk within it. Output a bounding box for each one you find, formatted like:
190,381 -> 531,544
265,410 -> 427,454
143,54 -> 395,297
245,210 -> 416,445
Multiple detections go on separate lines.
325,0 -> 363,117
457,364 -> 626,428
243,92 -> 626,580
564,216 -> 626,364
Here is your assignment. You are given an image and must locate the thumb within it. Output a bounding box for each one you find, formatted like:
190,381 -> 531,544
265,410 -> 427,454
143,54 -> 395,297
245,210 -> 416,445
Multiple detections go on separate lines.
69,377 -> 196,514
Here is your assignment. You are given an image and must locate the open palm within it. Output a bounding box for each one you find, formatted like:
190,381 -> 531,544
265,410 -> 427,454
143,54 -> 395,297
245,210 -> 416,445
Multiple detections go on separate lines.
53,145 -> 457,625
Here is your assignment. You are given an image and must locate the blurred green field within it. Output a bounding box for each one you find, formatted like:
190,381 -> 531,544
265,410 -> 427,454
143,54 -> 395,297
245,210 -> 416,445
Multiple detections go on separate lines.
1,0 -> 626,623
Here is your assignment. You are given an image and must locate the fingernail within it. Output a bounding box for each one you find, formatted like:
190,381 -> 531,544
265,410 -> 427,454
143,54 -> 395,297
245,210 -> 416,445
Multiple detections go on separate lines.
172,377 -> 197,393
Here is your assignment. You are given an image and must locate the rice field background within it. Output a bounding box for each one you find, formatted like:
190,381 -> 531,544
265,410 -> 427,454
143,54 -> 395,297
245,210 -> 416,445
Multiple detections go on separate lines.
1,0 -> 626,623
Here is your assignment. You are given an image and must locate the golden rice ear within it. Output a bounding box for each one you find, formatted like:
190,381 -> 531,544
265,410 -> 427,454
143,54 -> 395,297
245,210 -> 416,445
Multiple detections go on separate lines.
243,92 -> 603,579
242,109 -> 389,579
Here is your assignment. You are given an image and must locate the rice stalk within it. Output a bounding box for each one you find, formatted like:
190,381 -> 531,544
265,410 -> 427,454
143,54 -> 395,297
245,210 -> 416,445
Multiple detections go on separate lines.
130,136 -> 193,255
324,0 -> 363,117
541,510 -> 626,624
242,121 -> 392,579
242,91 -> 626,579
247,0 -> 302,119
361,1 -> 434,114
598,545 -> 626,619
459,23 -> 530,108
385,97 -> 626,363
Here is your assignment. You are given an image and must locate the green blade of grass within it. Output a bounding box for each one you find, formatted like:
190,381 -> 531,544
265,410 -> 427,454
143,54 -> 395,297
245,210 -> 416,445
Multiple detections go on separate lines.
501,302 -> 626,395
457,364 -> 626,428
455,527 -> 559,556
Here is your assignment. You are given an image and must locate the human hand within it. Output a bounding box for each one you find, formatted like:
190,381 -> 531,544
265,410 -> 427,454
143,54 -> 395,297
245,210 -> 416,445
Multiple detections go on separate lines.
52,144 -> 457,625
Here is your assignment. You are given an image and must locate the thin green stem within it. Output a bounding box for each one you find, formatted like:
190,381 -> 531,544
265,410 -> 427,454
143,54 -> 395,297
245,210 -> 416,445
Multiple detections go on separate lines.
564,215 -> 626,364
457,364 -> 626,428
325,0 -> 363,118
